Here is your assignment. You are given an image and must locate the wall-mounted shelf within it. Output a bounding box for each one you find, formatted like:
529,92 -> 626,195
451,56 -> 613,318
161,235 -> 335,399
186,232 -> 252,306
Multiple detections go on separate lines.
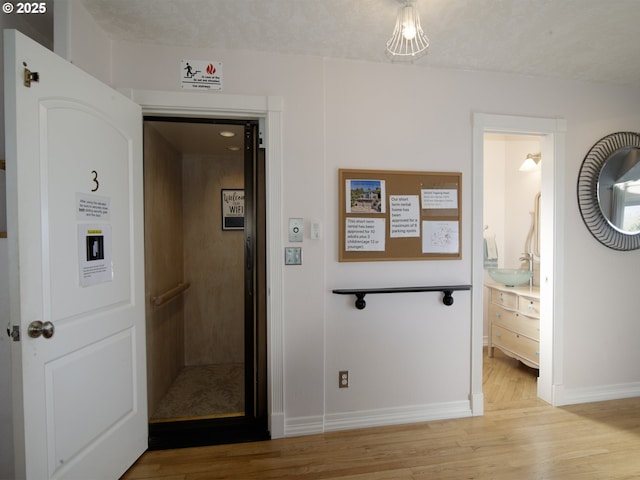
332,285 -> 472,310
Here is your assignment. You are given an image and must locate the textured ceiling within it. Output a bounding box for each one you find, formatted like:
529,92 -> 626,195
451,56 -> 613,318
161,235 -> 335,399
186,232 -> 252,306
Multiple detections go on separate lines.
82,0 -> 640,87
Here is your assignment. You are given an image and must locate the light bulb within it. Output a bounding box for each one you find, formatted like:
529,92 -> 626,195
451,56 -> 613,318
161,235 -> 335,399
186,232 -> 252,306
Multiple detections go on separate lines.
402,23 -> 416,40
401,4 -> 417,40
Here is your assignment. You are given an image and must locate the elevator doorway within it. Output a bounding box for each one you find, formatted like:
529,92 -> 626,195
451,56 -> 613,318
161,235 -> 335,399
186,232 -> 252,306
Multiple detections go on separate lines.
143,117 -> 268,449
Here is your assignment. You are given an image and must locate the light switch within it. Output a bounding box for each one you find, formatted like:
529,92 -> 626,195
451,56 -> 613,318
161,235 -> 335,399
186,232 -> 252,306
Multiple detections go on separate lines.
310,220 -> 321,240
289,218 -> 304,242
284,247 -> 302,265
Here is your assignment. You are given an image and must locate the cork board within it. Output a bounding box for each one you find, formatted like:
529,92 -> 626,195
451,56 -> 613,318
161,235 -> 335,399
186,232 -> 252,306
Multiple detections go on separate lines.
339,169 -> 462,262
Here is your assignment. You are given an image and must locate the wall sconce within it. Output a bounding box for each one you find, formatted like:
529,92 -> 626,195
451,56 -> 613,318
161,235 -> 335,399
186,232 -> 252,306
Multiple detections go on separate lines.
520,153 -> 541,171
386,0 -> 429,61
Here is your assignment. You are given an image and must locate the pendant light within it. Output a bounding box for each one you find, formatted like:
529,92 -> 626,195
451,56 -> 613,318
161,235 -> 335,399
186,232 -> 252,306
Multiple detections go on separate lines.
386,0 -> 429,61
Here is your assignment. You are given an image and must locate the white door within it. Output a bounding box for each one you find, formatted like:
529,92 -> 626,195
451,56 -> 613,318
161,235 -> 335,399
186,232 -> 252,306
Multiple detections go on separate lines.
5,30 -> 147,479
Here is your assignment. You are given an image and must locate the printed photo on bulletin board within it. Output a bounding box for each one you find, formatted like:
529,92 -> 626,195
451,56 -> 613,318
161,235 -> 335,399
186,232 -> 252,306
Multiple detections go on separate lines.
221,189 -> 244,230
339,169 -> 462,262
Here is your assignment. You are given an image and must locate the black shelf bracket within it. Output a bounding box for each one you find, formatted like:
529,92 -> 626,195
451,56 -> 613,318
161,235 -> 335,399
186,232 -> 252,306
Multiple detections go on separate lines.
332,285 -> 472,310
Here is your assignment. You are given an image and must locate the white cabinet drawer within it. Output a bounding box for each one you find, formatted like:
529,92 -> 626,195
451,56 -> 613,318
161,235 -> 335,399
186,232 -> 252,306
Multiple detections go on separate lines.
490,289 -> 518,309
489,304 -> 539,340
492,325 -> 540,367
519,296 -> 540,318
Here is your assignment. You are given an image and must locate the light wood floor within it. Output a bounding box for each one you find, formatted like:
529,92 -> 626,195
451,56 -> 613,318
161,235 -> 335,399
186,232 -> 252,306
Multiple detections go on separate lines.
122,349 -> 640,479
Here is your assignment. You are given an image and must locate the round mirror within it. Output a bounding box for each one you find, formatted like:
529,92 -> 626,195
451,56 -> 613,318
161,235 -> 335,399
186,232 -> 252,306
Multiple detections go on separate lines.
597,146 -> 640,234
578,132 -> 640,250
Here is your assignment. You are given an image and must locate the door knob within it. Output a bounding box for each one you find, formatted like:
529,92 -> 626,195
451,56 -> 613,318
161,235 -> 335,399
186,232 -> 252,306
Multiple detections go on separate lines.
28,320 -> 55,339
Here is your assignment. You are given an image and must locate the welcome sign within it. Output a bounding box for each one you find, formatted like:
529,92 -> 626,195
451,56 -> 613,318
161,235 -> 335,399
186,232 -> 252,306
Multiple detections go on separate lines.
222,189 -> 244,230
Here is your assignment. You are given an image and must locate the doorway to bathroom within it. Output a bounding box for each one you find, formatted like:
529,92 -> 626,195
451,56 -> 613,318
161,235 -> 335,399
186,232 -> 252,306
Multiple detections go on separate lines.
472,113 -> 566,413
143,117 -> 268,448
482,133 -> 544,410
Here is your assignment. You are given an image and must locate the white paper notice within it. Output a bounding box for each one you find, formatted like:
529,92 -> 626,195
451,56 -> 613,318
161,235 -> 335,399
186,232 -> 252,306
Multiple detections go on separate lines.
346,218 -> 385,251
422,221 -> 459,253
421,189 -> 458,209
78,224 -> 113,286
77,193 -> 110,220
389,195 -> 420,238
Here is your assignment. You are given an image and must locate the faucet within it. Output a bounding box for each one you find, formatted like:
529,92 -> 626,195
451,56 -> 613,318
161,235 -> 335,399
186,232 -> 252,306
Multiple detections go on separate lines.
520,252 -> 534,288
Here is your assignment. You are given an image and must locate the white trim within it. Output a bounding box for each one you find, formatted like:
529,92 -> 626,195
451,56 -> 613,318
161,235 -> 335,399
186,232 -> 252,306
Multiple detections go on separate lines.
323,401 -> 471,433
284,416 -> 325,437
553,382 -> 640,406
471,113 -> 566,411
122,89 -> 285,438
284,402 -> 472,438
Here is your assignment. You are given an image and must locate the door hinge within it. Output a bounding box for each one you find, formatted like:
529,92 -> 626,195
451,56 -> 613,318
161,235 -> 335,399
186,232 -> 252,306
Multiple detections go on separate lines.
24,63 -> 39,88
6,325 -> 20,342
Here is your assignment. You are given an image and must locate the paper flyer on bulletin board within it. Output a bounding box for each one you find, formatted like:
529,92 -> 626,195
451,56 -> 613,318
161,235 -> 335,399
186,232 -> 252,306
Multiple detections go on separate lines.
422,220 -> 459,253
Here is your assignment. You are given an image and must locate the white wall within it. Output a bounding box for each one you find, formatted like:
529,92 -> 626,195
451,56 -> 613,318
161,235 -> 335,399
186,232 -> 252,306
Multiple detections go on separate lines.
483,138 -> 506,268
50,1 -> 640,437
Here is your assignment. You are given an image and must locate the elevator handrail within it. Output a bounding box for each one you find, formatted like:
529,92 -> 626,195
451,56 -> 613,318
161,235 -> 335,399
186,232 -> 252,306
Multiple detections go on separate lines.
151,282 -> 190,307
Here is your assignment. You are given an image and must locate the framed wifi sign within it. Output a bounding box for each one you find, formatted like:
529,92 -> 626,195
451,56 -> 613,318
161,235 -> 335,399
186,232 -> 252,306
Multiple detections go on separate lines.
222,189 -> 245,230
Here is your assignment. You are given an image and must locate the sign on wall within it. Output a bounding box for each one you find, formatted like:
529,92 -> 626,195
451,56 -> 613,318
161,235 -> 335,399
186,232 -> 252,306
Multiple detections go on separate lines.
76,193 -> 113,286
180,59 -> 223,90
222,189 -> 244,230
77,224 -> 113,286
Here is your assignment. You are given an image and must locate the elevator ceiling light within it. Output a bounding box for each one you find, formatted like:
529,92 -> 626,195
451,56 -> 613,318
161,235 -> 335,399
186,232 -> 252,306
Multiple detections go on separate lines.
386,0 -> 429,61
219,131 -> 236,138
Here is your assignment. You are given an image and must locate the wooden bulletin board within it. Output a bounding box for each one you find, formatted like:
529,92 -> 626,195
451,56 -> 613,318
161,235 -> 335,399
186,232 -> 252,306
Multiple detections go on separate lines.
339,168 -> 462,262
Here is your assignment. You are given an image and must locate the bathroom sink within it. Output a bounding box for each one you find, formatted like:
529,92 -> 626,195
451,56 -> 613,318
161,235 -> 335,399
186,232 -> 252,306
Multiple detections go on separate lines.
488,268 -> 532,287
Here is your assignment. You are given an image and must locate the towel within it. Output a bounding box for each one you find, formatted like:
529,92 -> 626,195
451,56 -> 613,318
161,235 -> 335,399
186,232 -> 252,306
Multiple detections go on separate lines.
484,236 -> 498,267
485,236 -> 498,260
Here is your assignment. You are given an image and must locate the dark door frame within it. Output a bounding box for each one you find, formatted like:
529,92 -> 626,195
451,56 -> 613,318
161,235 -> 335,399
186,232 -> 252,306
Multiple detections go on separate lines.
143,116 -> 269,449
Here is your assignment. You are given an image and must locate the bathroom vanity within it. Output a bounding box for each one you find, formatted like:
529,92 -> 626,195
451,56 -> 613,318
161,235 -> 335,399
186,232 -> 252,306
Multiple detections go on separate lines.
487,283 -> 540,369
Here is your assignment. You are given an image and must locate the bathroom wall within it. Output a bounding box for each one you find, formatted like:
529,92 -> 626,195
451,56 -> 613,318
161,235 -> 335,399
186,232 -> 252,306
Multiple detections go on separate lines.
484,135 -> 542,270
483,137 -> 506,269
143,124 -> 185,416
182,153 -> 244,366
503,138 -> 542,270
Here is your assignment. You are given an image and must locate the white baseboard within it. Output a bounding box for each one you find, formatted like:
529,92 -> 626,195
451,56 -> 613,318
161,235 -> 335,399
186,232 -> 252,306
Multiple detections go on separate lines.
552,382 -> 640,406
284,415 -> 324,437
284,401 -> 472,437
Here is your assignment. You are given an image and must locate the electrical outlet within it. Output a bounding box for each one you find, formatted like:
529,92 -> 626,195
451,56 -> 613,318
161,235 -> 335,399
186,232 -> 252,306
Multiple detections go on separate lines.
339,370 -> 349,388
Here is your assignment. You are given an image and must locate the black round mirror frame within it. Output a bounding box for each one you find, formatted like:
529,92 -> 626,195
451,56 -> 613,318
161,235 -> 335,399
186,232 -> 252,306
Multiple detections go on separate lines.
577,131 -> 640,251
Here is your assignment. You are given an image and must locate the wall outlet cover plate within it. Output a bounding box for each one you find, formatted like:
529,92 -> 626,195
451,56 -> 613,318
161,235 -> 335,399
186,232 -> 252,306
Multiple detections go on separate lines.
289,218 -> 304,242
284,247 -> 302,265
